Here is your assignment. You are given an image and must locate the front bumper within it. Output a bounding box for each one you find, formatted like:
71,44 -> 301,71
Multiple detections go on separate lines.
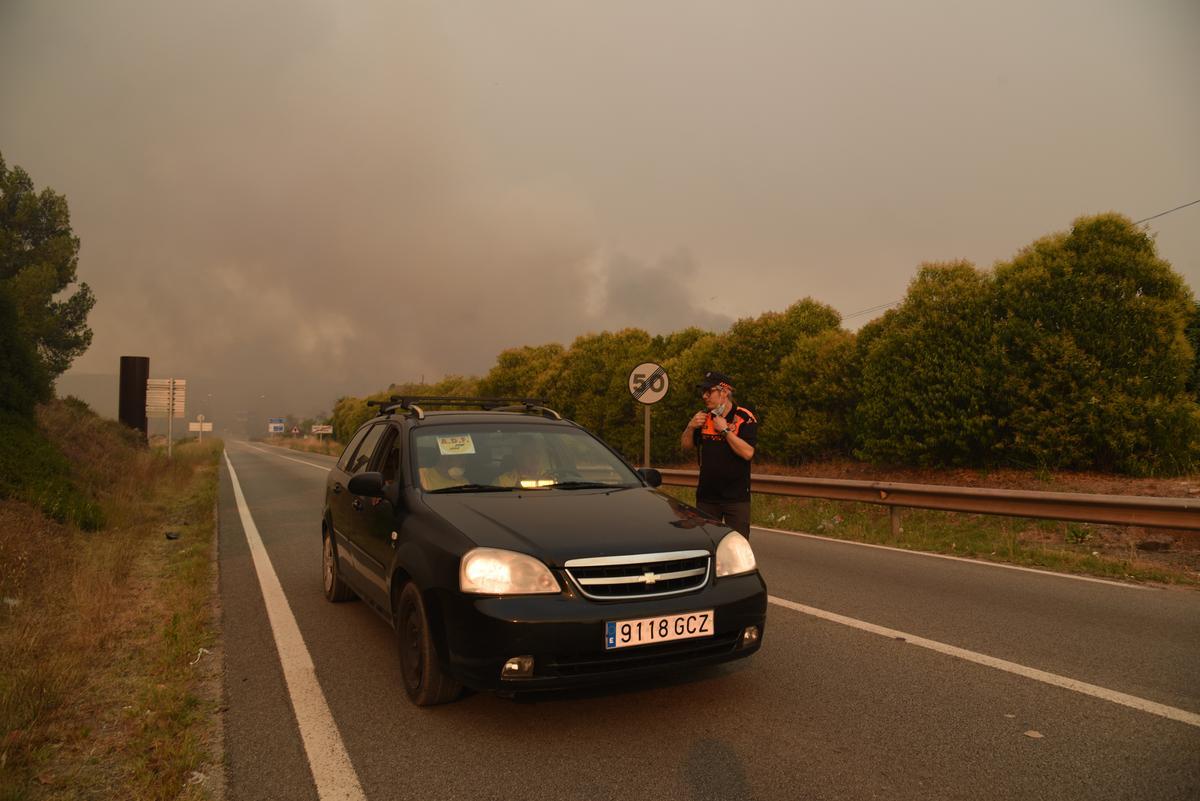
435,571 -> 767,692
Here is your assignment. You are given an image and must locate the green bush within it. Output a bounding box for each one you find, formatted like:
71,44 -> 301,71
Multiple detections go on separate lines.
993,214 -> 1198,473
853,261 -> 1000,466
478,343 -> 565,398
0,410 -> 105,530
1185,301 -> 1200,398
767,328 -> 859,462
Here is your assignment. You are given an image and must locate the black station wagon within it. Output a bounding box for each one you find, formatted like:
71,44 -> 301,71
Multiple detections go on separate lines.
321,397 -> 766,705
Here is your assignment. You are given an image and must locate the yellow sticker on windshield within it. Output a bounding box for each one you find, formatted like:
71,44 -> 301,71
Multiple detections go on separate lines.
436,435 -> 476,456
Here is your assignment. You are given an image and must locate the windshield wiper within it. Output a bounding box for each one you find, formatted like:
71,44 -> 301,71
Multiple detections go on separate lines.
552,481 -> 632,490
428,484 -> 517,494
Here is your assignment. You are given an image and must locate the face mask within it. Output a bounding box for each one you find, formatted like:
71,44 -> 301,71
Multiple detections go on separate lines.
710,402 -> 729,417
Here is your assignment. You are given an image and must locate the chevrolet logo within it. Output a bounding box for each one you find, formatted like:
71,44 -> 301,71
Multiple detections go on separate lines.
643,571 -> 657,585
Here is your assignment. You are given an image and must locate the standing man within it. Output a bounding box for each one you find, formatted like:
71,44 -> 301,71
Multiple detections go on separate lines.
681,370 -> 758,538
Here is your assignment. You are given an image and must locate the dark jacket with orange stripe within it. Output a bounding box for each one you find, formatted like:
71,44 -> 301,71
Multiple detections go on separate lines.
692,405 -> 758,503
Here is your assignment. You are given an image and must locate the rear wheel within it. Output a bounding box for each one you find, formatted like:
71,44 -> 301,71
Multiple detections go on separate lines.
322,530 -> 355,602
395,582 -> 461,706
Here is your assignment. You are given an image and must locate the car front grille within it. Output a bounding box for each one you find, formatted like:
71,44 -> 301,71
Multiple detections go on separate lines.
564,550 -> 710,600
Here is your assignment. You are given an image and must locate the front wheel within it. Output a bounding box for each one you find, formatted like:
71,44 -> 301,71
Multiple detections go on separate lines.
395,583 -> 461,706
322,530 -> 355,602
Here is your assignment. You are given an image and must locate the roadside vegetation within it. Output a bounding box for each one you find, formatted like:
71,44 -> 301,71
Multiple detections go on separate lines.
261,434 -> 340,456
329,214 -> 1200,478
0,399 -> 223,800
0,153 -> 222,799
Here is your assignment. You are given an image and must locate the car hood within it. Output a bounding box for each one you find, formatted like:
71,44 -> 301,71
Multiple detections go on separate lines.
420,487 -> 727,566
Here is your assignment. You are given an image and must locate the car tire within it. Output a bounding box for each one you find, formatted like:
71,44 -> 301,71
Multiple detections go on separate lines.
395,582 -> 462,706
322,530 -> 356,602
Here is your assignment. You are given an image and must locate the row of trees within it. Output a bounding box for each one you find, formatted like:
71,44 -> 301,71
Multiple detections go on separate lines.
333,214 -> 1200,475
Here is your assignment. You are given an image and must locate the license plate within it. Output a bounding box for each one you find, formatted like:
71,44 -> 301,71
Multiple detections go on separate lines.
605,610 -> 714,650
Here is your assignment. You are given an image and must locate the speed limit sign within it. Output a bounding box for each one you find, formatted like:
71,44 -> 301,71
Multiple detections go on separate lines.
628,363 -> 669,405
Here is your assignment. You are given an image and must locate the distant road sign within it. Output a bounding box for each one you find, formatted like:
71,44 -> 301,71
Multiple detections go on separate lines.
628,363 -> 669,405
188,422 -> 214,432
268,422 -> 285,434
312,424 -> 334,435
290,426 -> 301,435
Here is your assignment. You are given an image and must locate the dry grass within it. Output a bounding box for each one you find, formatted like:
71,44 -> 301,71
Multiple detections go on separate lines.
0,400 -> 223,800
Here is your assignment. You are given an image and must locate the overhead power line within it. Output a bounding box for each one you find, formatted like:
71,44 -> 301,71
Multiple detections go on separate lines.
1133,198 -> 1200,225
842,301 -> 900,320
839,197 -> 1200,322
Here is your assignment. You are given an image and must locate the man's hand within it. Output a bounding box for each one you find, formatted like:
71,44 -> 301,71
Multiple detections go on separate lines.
682,411 -> 707,451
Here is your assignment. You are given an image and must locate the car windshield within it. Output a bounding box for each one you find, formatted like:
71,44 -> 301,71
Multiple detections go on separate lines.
412,424 -> 641,492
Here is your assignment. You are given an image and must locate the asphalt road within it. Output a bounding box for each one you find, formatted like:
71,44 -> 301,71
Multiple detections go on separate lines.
218,441 -> 1200,801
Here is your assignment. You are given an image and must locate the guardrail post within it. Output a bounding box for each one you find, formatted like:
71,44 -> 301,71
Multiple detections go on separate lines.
890,506 -> 902,537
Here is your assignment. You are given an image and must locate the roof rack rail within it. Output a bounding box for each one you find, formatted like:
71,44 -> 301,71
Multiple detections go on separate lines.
368,396 -> 562,421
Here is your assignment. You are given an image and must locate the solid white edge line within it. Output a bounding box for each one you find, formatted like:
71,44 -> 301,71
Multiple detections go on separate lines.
224,451 -> 368,801
753,525 -> 1149,590
768,595 -> 1200,728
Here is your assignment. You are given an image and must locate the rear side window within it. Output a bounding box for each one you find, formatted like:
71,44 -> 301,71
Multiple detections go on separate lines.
346,425 -> 387,475
336,425 -> 372,472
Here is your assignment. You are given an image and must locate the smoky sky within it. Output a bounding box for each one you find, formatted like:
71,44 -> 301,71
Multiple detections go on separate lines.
2,0 -> 1198,423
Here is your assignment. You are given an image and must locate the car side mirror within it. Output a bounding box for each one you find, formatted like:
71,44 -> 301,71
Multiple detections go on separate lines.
638,468 -> 662,488
347,471 -> 386,498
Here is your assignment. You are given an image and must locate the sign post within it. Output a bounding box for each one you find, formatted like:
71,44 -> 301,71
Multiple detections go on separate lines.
627,363 -> 669,467
146,378 -> 186,459
188,413 -> 214,442
312,424 -> 333,440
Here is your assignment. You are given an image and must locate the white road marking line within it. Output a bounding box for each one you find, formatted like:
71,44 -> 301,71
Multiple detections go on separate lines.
239,441 -> 331,471
224,452 -> 368,801
768,595 -> 1200,728
754,525 -> 1149,589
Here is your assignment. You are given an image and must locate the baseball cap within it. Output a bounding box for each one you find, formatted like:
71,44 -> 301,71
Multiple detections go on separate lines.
695,370 -> 735,392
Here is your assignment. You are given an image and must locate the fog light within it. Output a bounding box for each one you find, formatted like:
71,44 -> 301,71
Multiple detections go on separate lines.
740,626 -> 760,647
501,655 -> 534,679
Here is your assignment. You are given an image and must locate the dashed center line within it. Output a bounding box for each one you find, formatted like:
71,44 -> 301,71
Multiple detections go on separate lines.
240,441 -> 332,470
769,595 -> 1200,728
754,525 -> 1148,589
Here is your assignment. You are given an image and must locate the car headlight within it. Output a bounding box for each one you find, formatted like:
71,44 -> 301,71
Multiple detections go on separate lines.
460,548 -> 561,595
715,532 -> 757,577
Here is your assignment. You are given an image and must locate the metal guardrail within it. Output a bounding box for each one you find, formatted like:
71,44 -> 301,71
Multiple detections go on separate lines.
657,469 -> 1200,531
